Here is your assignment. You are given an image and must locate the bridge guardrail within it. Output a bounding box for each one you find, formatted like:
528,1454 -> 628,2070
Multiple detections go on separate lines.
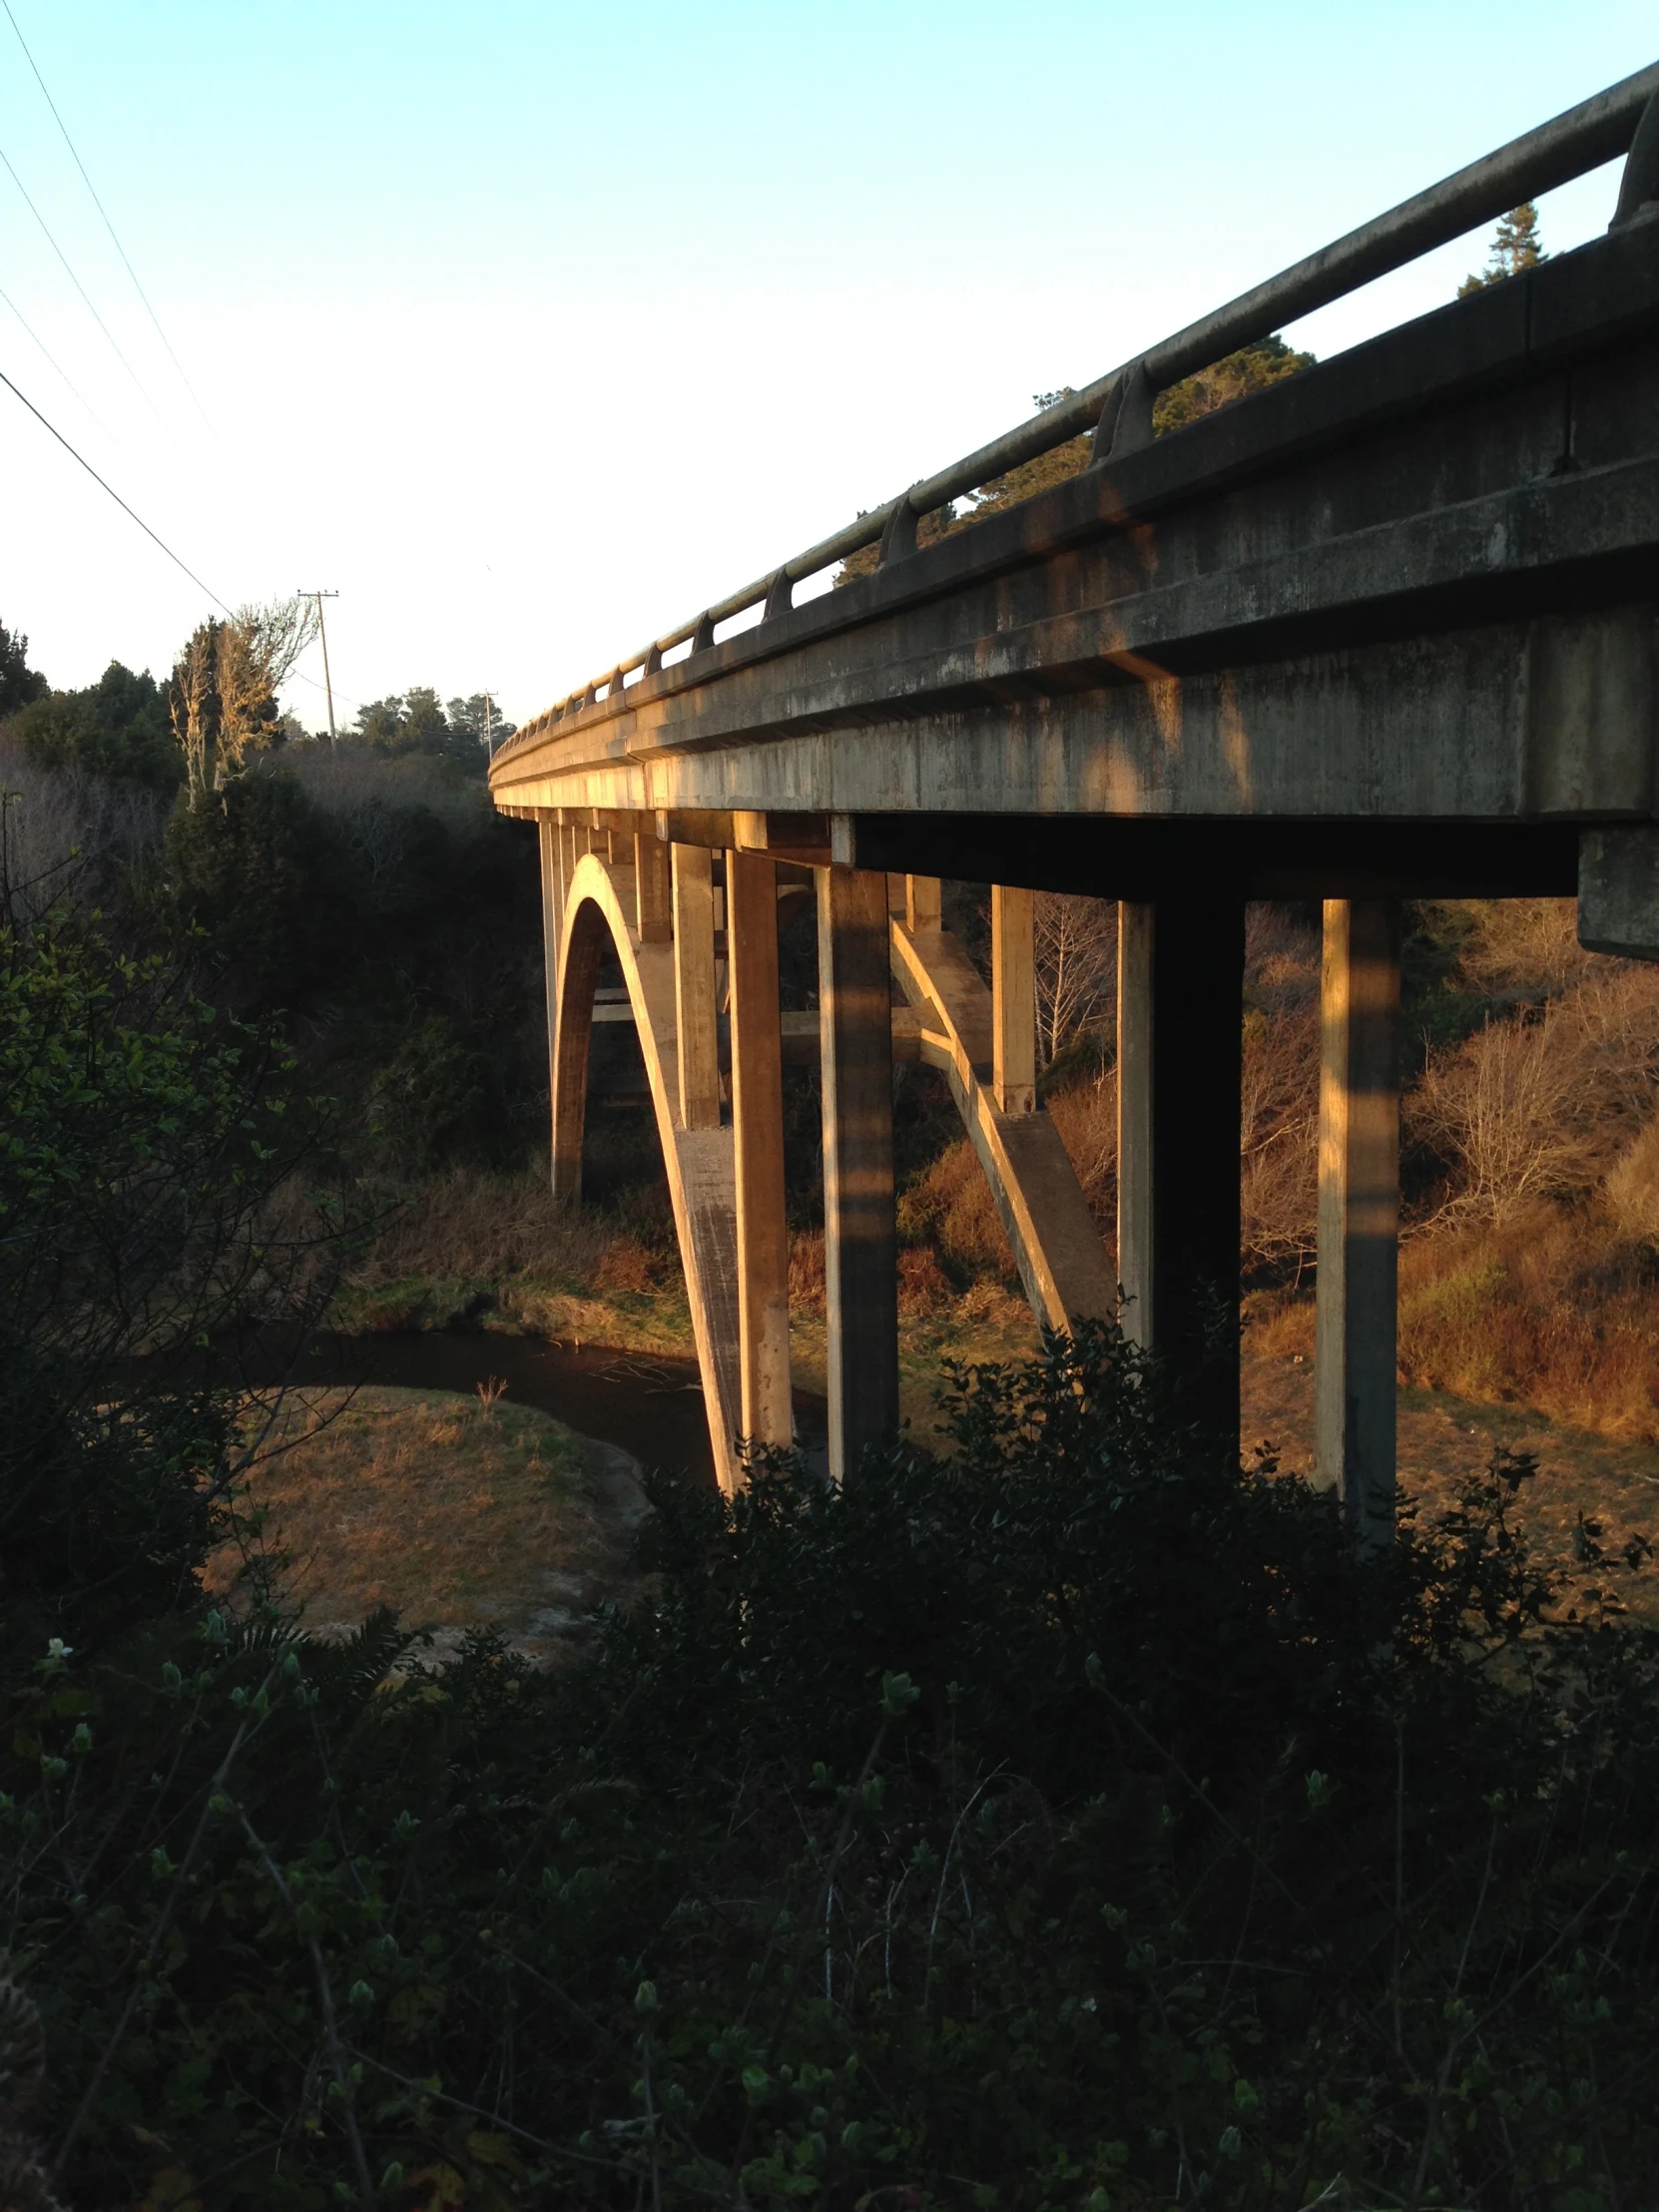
498,60 -> 1659,760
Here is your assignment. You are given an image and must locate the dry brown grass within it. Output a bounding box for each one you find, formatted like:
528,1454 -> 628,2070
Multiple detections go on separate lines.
1046,1072 -> 1117,1235
1252,1203 -> 1659,1443
1242,1354 -> 1659,1620
351,1169 -> 624,1290
208,1385 -> 639,1655
897,1138 -> 1020,1284
1397,1209 -> 1659,1438
1408,961 -> 1659,1227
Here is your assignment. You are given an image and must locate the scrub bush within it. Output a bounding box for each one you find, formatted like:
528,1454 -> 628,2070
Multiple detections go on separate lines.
7,1325 -> 1658,2210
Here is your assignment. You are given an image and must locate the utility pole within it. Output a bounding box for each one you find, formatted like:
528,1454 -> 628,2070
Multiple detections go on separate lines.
482,691 -> 496,762
298,589 -> 339,743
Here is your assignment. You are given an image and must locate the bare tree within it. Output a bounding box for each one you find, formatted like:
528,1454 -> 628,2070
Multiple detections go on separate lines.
171,598 -> 319,799
0,746 -> 168,921
170,623 -> 218,802
1237,905 -> 1322,1275
1033,892 -> 1116,1069
1409,965 -> 1659,1231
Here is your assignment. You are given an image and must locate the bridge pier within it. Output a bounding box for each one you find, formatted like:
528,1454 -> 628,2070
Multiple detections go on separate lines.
991,884 -> 1036,1115
728,848 -> 794,1446
538,819 -> 562,1187
1315,899 -> 1401,1549
1115,898 -> 1245,1436
671,843 -> 721,1129
819,866 -> 899,1476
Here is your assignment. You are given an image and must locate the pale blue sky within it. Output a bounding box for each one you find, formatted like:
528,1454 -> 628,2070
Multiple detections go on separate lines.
0,1 -> 1653,727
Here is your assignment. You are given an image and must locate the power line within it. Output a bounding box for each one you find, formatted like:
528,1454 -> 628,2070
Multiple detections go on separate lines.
0,0 -> 209,424
0,358 -> 229,611
2,358 -> 365,729
0,136 -> 167,425
0,275 -> 107,432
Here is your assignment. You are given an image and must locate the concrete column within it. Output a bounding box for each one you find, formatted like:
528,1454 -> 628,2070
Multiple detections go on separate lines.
818,866 -> 898,1478
727,848 -> 794,1446
906,874 -> 942,932
1114,898 -> 1243,1433
538,818 -> 562,1192
992,883 -> 1036,1114
672,844 -> 720,1131
550,917 -> 603,1205
1316,899 -> 1401,1550
1116,902 -> 1155,1348
635,830 -> 671,943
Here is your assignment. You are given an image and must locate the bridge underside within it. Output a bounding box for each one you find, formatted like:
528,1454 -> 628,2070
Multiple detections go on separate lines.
494,209 -> 1659,1525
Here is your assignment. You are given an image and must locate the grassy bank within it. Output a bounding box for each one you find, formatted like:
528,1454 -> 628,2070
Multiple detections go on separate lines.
210,1385 -> 646,1657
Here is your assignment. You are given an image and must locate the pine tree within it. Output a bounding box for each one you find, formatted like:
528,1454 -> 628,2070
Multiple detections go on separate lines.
1458,202 -> 1546,295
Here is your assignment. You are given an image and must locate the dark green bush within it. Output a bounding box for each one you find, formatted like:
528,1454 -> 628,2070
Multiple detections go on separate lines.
0,884 -> 342,1664
8,663 -> 180,793
6,1324 -> 1658,2210
156,775 -> 353,1017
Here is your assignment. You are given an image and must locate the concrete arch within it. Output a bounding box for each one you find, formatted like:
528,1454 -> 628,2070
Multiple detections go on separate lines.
550,848 -> 745,1493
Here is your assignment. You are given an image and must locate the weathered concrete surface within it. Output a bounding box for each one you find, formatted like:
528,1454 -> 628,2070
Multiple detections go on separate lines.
888,918 -> 1116,1333
818,866 -> 899,1477
1579,825 -> 1659,956
551,851 -> 745,1492
1315,900 -> 1402,1550
493,217 -> 1659,889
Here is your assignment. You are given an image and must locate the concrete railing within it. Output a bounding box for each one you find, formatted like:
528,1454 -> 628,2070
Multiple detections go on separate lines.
500,60 -> 1659,757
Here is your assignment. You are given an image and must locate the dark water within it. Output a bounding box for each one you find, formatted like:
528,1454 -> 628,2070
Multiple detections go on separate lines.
188,1329 -> 828,1488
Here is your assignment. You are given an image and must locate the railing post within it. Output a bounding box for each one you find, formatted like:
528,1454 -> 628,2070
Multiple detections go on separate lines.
1315,899 -> 1401,1549
727,848 -> 794,1446
818,865 -> 898,1478
991,883 -> 1035,1114
672,844 -> 721,1131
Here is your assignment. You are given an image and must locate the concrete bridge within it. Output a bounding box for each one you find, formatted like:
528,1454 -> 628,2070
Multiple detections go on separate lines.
490,64 -> 1659,1517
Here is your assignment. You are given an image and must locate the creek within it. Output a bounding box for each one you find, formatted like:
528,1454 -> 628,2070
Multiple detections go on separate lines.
200,1329 -> 829,1487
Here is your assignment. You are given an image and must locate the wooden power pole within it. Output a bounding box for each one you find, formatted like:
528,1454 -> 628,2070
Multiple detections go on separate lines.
298,589 -> 339,742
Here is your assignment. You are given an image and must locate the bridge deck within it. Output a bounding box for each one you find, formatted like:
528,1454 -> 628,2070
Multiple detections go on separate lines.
494,215 -> 1658,893
492,83 -> 1659,1523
